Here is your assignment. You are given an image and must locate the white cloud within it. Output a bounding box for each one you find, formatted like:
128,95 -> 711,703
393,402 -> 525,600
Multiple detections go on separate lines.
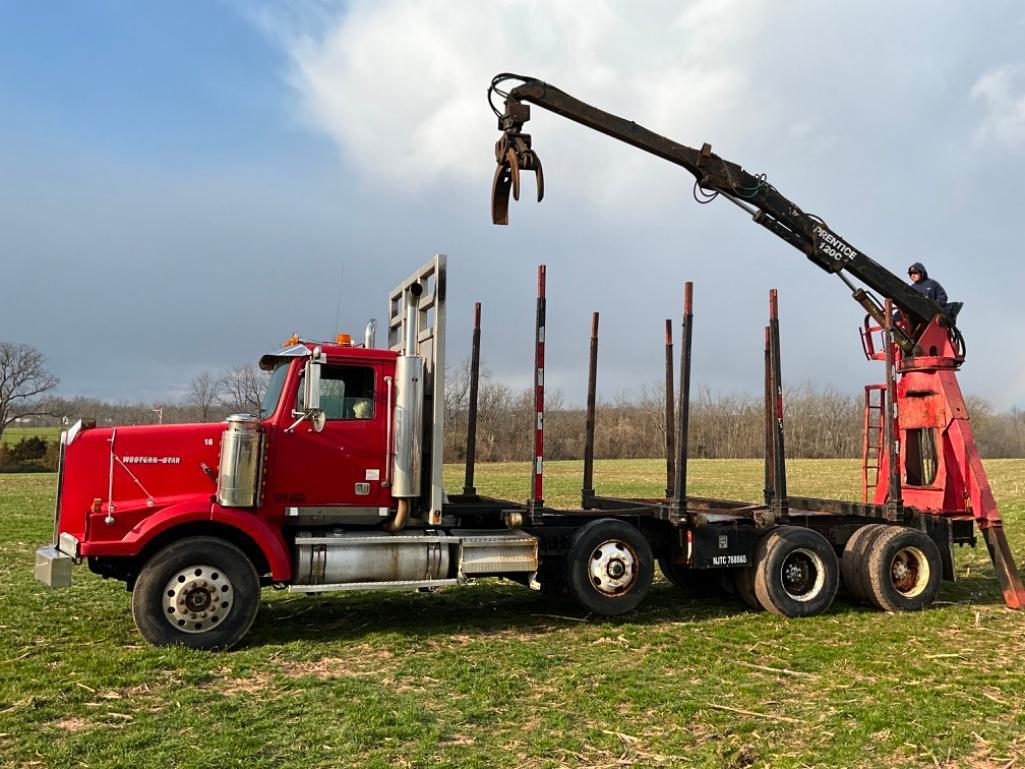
971,65 -> 1025,149
257,0 -> 772,210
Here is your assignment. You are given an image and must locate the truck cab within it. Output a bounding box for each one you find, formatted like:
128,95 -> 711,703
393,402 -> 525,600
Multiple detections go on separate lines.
259,341 -> 398,518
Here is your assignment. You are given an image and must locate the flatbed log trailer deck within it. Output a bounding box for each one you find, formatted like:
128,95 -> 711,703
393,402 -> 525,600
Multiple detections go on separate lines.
33,77 -> 1025,649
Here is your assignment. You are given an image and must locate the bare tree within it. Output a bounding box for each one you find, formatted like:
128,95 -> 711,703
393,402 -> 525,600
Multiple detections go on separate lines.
220,365 -> 267,415
185,371 -> 222,421
638,382 -> 669,450
0,342 -> 59,442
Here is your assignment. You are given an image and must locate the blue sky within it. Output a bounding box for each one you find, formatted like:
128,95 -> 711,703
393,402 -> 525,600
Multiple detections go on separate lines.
1,4 -> 294,166
3,1 -> 1025,410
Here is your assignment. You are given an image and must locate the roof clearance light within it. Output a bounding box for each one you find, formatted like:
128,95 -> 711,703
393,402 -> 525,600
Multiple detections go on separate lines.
285,334 -> 300,346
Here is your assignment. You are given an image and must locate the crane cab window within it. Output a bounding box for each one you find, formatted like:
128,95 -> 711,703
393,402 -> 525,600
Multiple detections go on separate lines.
298,365 -> 375,420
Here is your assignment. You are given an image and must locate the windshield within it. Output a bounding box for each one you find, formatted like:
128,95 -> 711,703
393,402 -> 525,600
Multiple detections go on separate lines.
260,361 -> 291,418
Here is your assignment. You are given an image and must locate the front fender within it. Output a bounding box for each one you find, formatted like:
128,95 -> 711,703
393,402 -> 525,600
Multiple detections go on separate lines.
81,501 -> 292,582
210,505 -> 292,581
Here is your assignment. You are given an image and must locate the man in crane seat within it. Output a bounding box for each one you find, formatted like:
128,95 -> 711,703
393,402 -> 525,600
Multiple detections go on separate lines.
907,262 -> 947,304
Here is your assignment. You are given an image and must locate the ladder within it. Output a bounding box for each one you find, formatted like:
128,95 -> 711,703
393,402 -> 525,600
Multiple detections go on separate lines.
862,384 -> 886,502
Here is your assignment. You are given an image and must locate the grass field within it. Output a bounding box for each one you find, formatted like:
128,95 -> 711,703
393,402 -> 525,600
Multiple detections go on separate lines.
3,459 -> 1025,768
0,425 -> 61,445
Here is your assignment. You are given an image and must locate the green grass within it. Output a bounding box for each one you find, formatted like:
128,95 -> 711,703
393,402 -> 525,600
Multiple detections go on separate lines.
0,425 -> 61,445
3,459 -> 1025,768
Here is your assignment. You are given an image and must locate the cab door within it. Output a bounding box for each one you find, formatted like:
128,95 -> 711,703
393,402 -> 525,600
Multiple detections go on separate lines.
267,361 -> 391,510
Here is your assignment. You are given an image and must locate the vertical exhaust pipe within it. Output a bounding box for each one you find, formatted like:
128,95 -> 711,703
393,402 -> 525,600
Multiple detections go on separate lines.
384,283 -> 425,532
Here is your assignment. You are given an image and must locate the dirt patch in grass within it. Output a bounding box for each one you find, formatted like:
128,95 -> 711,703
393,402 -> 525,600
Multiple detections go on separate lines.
217,650 -> 399,696
280,653 -> 394,679
219,671 -> 274,696
53,717 -> 92,733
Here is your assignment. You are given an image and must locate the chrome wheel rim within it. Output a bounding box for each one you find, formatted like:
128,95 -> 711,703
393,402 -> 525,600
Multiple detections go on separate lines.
162,564 -> 233,634
588,540 -> 637,596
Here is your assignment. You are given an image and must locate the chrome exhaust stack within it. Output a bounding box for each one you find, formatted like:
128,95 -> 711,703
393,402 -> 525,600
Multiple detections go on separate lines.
384,283 -> 424,531
217,414 -> 264,508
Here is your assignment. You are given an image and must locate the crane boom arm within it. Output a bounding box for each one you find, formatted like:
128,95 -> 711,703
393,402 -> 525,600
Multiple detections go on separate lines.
488,75 -> 956,349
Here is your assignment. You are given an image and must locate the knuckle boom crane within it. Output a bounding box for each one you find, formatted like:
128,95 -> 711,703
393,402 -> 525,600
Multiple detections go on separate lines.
488,73 -> 960,357
488,73 -> 1025,609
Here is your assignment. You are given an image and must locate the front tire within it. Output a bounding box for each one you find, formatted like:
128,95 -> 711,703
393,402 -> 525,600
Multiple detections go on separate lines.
132,536 -> 260,650
564,519 -> 653,616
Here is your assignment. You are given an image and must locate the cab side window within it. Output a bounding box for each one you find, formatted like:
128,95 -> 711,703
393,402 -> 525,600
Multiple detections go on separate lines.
298,365 -> 375,420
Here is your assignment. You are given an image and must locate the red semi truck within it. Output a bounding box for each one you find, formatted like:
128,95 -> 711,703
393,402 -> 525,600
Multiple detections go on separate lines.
34,253 -> 1023,649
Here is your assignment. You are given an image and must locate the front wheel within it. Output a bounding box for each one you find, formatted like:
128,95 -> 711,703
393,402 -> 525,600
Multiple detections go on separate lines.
132,536 -> 261,650
564,519 -> 653,616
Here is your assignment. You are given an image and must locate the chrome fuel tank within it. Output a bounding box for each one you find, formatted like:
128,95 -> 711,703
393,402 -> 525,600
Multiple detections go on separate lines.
293,530 -> 450,585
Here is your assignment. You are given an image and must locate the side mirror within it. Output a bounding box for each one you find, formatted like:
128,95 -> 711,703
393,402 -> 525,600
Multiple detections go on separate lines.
286,348 -> 327,434
303,348 -> 322,411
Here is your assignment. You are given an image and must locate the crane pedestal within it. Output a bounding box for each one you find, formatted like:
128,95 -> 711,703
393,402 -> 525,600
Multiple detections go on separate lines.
863,318 -> 1025,609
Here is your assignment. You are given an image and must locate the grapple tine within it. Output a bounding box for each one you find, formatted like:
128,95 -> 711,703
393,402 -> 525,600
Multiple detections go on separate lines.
491,160 -> 512,225
507,148 -> 521,202
533,151 -> 544,202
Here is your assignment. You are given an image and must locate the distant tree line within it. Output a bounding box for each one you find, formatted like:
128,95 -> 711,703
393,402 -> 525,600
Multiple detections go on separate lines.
20,365 -> 270,432
5,357 -> 1025,473
442,363 -> 1025,462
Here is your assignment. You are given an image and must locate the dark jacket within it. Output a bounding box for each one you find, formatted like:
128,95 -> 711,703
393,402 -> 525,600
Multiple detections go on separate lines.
908,262 -> 947,304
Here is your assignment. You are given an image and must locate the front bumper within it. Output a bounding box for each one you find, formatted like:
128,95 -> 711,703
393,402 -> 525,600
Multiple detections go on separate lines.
34,533 -> 78,588
35,546 -> 73,588
37,425 -> 75,589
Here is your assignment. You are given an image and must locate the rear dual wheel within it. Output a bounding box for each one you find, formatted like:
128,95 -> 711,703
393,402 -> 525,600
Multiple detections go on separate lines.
840,524 -> 888,603
753,527 -> 839,617
842,525 -> 942,612
734,526 -> 840,617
